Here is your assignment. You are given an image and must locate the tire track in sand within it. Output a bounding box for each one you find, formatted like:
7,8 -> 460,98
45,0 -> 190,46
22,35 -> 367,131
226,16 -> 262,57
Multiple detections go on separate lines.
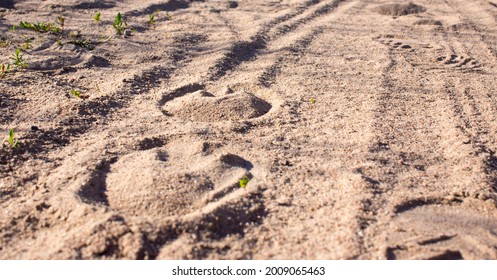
361,0 -> 497,259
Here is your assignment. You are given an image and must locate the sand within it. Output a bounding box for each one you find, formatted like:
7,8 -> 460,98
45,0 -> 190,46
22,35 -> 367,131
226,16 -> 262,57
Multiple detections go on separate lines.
1,0 -> 497,260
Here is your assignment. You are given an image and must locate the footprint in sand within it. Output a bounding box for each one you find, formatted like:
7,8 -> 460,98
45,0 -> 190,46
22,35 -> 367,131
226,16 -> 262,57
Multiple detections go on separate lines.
161,87 -> 272,122
78,139 -> 253,218
436,54 -> 480,70
377,38 -> 414,51
383,197 -> 497,259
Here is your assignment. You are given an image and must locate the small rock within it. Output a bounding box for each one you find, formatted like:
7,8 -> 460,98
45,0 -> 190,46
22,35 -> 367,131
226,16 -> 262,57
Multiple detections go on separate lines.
31,126 -> 39,131
228,1 -> 238,8
68,30 -> 80,38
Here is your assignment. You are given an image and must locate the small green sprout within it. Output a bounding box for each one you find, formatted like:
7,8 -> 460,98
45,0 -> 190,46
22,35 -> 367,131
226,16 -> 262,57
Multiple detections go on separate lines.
310,97 -> 316,104
69,39 -> 94,50
149,14 -> 155,26
12,48 -> 27,69
70,89 -> 81,98
239,176 -> 250,188
20,36 -> 33,50
57,16 -> 65,29
93,12 -> 101,22
0,64 -> 11,78
10,25 -> 17,31
113,13 -> 126,35
19,21 -> 60,33
7,129 -> 19,149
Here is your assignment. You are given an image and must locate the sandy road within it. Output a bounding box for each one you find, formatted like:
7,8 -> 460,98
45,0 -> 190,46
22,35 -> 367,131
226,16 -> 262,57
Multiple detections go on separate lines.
1,0 -> 497,259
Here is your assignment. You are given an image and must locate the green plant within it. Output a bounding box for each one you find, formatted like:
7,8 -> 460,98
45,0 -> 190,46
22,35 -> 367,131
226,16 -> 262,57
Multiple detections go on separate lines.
239,176 -> 250,188
93,12 -> 101,22
69,39 -> 94,50
12,48 -> 27,69
20,36 -> 33,50
10,25 -> 17,31
70,89 -> 81,98
149,14 -> 155,26
57,16 -> 65,29
113,13 -> 126,35
310,97 -> 316,104
7,129 -> 19,149
19,21 -> 60,33
0,64 -> 11,78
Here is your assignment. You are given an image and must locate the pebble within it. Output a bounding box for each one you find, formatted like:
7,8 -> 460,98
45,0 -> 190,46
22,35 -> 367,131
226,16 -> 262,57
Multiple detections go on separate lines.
228,1 -> 238,8
68,30 -> 80,38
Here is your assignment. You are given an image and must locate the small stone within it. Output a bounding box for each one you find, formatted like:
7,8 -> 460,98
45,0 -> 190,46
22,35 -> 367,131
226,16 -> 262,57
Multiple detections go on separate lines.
68,30 -> 80,38
228,1 -> 238,8
31,126 -> 39,131
123,29 -> 132,37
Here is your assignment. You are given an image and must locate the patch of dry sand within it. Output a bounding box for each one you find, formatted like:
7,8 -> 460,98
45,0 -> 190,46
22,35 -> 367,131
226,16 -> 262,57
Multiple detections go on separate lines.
1,0 -> 497,259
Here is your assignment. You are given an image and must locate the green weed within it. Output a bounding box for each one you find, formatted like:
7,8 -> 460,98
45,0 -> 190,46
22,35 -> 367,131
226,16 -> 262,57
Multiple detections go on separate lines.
239,176 -> 250,188
149,14 -> 155,26
0,64 -> 11,78
57,16 -> 65,29
93,12 -> 101,22
7,129 -> 19,149
20,36 -> 33,50
69,39 -> 95,50
12,48 -> 27,69
113,13 -> 126,35
19,21 -> 60,33
70,89 -> 81,98
310,97 -> 316,104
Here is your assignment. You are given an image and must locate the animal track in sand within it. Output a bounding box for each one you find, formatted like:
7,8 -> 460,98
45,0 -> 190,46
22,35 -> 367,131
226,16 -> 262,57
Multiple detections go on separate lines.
414,19 -> 443,26
28,42 -> 109,71
377,38 -> 414,51
375,3 -> 426,17
161,86 -> 272,122
77,139 -> 253,219
436,54 -> 480,70
384,197 -> 497,259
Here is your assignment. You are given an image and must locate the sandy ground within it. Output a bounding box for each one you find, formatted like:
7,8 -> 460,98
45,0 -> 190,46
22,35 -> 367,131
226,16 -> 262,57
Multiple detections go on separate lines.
1,0 -> 497,259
